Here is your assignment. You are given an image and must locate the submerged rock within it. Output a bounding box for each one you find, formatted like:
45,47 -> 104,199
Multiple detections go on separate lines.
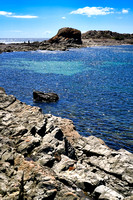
33,91 -> 59,103
0,87 -> 133,199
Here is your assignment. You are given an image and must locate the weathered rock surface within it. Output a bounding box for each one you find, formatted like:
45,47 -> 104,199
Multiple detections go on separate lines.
33,91 -> 59,103
81,30 -> 133,47
48,27 -> 82,44
0,87 -> 133,199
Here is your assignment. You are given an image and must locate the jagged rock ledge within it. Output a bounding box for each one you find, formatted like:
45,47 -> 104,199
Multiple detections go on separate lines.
0,87 -> 133,199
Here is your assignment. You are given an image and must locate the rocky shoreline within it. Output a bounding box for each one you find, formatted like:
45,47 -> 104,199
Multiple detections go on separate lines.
0,38 -> 132,54
0,28 -> 133,53
0,87 -> 133,199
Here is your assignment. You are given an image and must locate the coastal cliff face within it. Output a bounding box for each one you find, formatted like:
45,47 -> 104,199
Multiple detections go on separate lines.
0,87 -> 133,200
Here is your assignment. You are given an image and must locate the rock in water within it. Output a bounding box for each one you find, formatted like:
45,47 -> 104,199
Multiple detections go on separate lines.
48,27 -> 82,44
33,91 -> 59,103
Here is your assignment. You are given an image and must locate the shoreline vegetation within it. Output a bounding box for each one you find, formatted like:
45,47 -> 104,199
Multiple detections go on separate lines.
0,87 -> 133,199
0,27 -> 133,53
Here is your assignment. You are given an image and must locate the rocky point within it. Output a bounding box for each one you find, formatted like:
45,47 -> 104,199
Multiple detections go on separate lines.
0,87 -> 133,199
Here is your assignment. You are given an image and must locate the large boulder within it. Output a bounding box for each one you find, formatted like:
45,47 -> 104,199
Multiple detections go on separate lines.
33,91 -> 59,103
48,27 -> 82,44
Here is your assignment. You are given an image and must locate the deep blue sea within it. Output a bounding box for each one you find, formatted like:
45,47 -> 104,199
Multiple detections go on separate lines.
0,45 -> 133,153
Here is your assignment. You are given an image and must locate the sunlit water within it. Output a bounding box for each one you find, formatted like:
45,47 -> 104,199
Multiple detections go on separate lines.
0,45 -> 133,152
0,38 -> 48,44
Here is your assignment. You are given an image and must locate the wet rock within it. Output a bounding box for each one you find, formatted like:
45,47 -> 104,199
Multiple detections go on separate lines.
33,90 -> 59,103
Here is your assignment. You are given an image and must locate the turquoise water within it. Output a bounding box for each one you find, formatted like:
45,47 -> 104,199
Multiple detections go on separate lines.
0,46 -> 133,152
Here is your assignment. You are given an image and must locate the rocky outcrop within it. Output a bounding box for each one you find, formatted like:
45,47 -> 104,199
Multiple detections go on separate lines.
81,30 -> 133,47
33,91 -> 59,103
82,30 -> 133,40
48,27 -> 82,44
0,87 -> 133,199
0,28 -> 133,54
0,27 -> 82,53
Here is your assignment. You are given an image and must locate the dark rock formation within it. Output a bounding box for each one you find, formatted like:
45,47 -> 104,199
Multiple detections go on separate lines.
48,27 -> 82,44
0,87 -> 133,199
82,30 -> 133,40
33,91 -> 59,103
81,30 -> 133,47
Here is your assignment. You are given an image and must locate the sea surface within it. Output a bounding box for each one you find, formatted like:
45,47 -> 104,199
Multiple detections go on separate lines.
0,44 -> 133,153
0,38 -> 48,44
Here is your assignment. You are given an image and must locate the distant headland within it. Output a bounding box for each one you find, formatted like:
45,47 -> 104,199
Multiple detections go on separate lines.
0,27 -> 133,53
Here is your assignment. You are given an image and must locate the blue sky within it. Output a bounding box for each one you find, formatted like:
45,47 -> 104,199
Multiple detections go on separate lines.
0,0 -> 133,38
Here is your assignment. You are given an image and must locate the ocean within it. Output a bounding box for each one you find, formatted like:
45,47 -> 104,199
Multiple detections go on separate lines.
0,42 -> 133,153
0,38 -> 48,44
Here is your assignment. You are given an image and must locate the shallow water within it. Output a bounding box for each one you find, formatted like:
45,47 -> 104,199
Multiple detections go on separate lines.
0,45 -> 133,152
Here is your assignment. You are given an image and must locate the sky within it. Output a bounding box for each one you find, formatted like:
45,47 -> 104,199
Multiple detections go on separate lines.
0,0 -> 133,38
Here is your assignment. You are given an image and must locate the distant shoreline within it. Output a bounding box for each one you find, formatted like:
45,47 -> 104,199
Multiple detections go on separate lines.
0,28 -> 133,53
0,38 -> 132,54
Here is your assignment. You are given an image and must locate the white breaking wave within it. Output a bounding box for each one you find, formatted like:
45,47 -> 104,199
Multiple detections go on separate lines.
0,38 -> 48,44
36,50 -> 64,54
